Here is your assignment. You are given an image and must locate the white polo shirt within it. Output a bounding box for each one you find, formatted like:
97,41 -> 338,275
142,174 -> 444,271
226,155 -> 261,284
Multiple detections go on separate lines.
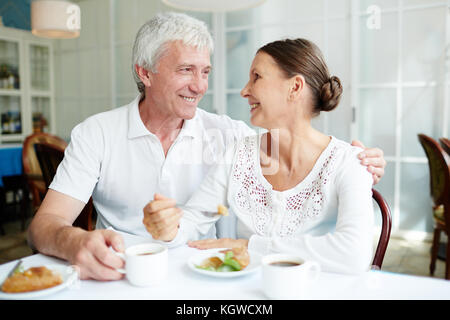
50,95 -> 254,237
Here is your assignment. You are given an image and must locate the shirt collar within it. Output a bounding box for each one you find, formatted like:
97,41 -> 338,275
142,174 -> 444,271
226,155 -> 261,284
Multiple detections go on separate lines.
127,94 -> 201,140
127,95 -> 150,139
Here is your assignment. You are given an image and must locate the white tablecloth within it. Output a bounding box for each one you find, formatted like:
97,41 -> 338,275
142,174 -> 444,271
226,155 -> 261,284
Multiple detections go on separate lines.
1,231 -> 449,300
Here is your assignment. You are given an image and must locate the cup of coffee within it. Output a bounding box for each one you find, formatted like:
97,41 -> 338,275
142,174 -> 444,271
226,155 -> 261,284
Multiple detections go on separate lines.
115,243 -> 168,287
261,254 -> 320,299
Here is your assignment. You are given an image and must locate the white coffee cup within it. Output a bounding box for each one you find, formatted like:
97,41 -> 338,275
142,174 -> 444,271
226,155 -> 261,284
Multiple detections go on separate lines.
261,254 -> 321,299
115,243 -> 168,287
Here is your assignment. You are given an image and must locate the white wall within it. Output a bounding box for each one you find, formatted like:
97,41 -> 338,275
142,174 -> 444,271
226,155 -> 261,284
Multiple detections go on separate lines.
53,0 -> 114,140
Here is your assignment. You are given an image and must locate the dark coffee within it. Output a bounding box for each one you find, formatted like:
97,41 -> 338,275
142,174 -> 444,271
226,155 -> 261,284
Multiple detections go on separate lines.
269,261 -> 301,267
137,252 -> 154,256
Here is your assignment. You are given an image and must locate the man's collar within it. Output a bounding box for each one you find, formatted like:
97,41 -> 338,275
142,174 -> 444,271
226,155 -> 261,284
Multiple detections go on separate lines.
127,95 -> 200,140
128,95 -> 151,139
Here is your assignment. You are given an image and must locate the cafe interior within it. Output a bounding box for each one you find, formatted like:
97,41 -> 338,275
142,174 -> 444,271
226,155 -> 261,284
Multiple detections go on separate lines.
0,0 -> 448,290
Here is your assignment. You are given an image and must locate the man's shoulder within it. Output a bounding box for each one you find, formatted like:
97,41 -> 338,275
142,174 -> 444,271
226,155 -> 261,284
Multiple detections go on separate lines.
87,104 -> 129,123
77,105 -> 129,129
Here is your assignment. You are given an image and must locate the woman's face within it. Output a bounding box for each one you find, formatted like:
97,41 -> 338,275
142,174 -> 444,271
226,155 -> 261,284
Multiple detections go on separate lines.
241,52 -> 293,129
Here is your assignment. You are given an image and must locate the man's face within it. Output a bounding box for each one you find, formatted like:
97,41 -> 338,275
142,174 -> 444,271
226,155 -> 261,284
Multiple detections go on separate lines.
148,41 -> 211,120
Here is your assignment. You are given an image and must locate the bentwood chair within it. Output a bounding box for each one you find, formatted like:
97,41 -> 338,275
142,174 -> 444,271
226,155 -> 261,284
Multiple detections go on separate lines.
418,134 -> 450,280
372,188 -> 392,269
22,132 -> 68,213
440,137 -> 450,156
33,141 -> 95,231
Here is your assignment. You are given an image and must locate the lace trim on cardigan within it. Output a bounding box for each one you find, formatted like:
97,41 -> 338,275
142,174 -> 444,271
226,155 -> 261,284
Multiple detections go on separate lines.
232,136 -> 337,237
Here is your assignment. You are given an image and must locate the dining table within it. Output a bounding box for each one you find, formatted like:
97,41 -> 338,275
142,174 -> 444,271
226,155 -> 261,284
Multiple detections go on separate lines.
1,230 -> 449,301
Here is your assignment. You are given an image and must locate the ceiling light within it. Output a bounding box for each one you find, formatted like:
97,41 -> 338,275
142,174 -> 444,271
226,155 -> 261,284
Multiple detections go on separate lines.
162,0 -> 266,12
31,0 -> 81,39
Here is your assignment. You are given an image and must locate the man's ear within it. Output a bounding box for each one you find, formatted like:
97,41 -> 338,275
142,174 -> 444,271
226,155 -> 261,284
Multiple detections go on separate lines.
135,64 -> 152,87
289,75 -> 305,101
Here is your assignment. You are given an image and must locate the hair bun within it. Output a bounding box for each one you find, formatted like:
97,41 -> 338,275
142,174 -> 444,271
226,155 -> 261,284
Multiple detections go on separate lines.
319,76 -> 342,112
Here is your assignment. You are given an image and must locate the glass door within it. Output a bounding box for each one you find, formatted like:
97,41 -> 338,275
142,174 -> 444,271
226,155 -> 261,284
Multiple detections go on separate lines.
354,0 -> 449,234
28,43 -> 53,134
0,38 -> 23,138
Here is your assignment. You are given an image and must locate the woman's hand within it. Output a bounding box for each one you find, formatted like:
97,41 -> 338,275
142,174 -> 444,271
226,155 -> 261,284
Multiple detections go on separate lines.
188,238 -> 249,250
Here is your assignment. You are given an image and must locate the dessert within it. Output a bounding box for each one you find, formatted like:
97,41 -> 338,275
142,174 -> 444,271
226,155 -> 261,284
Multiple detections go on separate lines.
1,266 -> 63,293
196,247 -> 249,272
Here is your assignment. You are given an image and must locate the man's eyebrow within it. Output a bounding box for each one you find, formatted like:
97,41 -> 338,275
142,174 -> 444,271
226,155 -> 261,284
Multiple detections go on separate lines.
177,64 -> 193,69
177,64 -> 212,70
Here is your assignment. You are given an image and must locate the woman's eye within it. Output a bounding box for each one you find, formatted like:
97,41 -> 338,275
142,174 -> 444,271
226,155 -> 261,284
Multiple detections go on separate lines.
254,73 -> 260,81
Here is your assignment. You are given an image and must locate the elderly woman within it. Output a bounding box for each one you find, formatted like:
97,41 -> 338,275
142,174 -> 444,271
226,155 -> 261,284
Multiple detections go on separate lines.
146,38 -> 375,274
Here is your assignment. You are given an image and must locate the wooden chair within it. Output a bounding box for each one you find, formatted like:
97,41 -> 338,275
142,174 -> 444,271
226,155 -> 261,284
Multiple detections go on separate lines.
22,133 -> 68,213
372,188 -> 392,269
33,141 -> 95,231
440,137 -> 450,156
418,134 -> 450,280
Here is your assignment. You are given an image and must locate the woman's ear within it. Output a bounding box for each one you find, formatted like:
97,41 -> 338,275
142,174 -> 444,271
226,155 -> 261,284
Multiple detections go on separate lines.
289,75 -> 305,101
135,64 -> 152,87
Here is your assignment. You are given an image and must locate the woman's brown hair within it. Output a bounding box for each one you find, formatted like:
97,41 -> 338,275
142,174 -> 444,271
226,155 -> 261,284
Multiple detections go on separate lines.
257,38 -> 342,115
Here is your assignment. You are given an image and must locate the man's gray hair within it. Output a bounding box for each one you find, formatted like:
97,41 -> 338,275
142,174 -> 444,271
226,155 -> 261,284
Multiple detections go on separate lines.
132,12 -> 214,95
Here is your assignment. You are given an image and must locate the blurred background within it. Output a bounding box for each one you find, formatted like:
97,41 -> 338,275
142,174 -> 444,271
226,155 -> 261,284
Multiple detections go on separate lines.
0,0 -> 448,277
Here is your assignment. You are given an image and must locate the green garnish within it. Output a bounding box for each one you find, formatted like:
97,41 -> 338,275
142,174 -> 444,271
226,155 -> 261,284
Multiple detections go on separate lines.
195,251 -> 242,272
223,251 -> 241,271
13,264 -> 24,274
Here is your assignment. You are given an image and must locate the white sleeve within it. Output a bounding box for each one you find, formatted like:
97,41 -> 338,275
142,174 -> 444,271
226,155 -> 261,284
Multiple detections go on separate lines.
248,150 -> 374,274
174,142 -> 238,244
49,119 -> 103,203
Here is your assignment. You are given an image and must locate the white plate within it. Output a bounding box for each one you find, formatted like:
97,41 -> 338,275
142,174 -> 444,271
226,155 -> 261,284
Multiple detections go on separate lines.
188,248 -> 261,278
0,264 -> 79,300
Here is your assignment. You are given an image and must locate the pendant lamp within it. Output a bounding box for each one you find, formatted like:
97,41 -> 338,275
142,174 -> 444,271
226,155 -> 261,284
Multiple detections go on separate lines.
162,0 -> 266,12
31,0 -> 81,39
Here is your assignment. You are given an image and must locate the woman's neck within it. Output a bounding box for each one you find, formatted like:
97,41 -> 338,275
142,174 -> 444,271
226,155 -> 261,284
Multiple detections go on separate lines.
263,124 -> 330,173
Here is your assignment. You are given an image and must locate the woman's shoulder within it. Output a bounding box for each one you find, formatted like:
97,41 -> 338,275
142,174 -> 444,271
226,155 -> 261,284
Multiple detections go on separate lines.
330,137 -> 372,183
329,136 -> 364,161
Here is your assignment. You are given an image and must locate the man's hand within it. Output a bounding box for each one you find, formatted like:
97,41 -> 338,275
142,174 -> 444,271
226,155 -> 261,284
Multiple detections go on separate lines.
27,190 -> 126,281
67,229 -> 125,281
142,193 -> 183,241
352,140 -> 386,185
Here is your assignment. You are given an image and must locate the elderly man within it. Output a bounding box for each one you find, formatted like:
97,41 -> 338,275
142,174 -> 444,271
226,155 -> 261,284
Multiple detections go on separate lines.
28,12 -> 386,281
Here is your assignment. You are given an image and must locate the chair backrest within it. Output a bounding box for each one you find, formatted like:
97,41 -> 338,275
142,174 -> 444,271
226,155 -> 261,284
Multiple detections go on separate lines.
33,142 -> 65,188
440,137 -> 450,156
22,133 -> 68,208
418,134 -> 450,207
372,188 -> 392,269
33,141 -> 94,231
23,133 -> 68,179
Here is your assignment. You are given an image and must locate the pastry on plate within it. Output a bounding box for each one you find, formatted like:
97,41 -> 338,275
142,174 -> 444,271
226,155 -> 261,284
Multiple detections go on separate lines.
1,266 -> 63,293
